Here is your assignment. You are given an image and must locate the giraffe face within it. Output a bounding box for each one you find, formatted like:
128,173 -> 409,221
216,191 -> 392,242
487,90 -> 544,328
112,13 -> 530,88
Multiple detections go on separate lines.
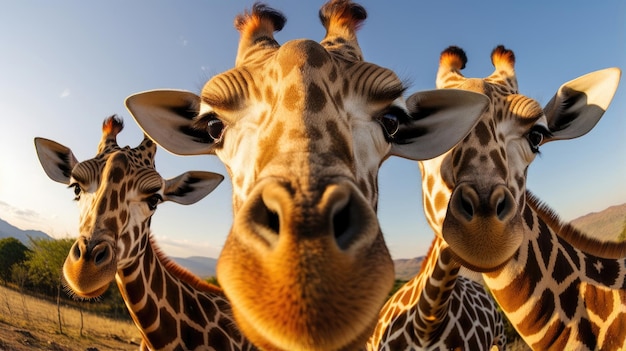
207,43 -> 401,349
427,46 -> 621,272
198,39 -> 401,208
127,2 -> 489,349
35,116 -> 222,299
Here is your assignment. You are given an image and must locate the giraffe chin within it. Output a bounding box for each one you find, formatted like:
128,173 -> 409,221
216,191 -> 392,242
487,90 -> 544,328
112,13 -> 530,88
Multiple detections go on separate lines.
441,215 -> 523,273
231,306 -> 378,351
62,255 -> 118,300
218,232 -> 393,351
446,248 -> 513,274
65,282 -> 111,300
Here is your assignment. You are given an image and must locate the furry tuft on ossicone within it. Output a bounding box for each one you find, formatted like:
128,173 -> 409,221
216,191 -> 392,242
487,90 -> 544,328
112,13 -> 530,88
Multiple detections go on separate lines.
319,0 -> 367,32
440,46 -> 468,70
491,45 -> 515,68
234,2 -> 286,38
102,114 -> 124,138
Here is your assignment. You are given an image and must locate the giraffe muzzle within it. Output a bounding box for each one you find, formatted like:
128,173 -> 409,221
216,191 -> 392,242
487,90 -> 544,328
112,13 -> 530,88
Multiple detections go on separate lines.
217,179 -> 394,350
443,183 -> 522,271
449,183 -> 516,222
63,236 -> 117,299
241,179 -> 379,252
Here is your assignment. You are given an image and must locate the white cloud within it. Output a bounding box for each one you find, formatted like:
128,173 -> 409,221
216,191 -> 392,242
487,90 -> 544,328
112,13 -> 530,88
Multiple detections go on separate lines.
0,200 -> 77,239
179,36 -> 188,47
0,200 -> 43,222
152,234 -> 222,259
59,88 -> 71,98
0,200 -> 48,232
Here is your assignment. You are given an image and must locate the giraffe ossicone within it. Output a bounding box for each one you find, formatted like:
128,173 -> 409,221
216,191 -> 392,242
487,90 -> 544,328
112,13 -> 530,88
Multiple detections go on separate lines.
126,1 -> 490,350
35,115 -> 257,350
425,45 -> 624,350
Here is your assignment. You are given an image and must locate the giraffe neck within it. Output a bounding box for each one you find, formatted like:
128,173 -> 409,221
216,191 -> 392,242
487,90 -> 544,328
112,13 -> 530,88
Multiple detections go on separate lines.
413,239 -> 461,342
418,157 -> 452,237
484,193 -> 626,350
115,235 -> 253,351
368,237 -> 459,348
369,236 -> 506,350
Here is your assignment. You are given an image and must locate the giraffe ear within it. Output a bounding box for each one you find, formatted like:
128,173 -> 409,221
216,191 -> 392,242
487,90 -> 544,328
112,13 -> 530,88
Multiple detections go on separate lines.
126,90 -> 216,156
34,137 -> 79,184
391,89 -> 489,160
543,67 -> 621,141
163,171 -> 224,205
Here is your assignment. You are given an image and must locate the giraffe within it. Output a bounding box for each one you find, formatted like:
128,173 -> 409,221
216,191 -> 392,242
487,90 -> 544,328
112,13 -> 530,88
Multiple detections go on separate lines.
419,45 -> 624,350
125,1 -> 491,350
35,115 -> 257,351
367,235 -> 507,350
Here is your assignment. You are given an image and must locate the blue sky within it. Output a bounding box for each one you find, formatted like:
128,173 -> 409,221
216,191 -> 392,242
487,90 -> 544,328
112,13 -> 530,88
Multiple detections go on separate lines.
0,1 -> 624,260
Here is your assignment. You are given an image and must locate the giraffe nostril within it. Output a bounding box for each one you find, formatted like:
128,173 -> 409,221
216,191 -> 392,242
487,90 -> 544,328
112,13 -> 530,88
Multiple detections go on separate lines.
495,196 -> 508,220
72,242 -> 82,260
449,184 -> 479,222
92,244 -> 111,266
333,199 -> 351,241
460,192 -> 474,219
491,185 -> 516,222
267,208 -> 280,234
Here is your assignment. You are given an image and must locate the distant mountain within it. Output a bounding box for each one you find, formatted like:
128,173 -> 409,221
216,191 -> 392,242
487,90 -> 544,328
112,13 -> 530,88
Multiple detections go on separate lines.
0,218 -> 52,245
169,255 -> 426,281
570,203 -> 626,242
393,257 -> 424,281
171,256 -> 218,279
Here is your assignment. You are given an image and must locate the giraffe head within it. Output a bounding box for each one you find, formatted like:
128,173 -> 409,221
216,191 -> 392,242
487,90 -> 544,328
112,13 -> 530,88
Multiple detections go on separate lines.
423,45 -> 621,272
126,2 -> 488,349
35,115 -> 223,298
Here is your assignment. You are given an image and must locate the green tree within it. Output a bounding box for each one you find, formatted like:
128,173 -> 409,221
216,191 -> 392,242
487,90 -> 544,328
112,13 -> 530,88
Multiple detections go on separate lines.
387,279 -> 408,299
0,237 -> 30,284
11,264 -> 29,289
24,237 -> 74,334
205,276 -> 220,287
618,217 -> 626,242
24,238 -> 74,296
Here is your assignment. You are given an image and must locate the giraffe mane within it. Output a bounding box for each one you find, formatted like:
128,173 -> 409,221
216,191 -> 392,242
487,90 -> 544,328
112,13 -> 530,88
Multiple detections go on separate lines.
416,237 -> 443,278
526,190 -> 626,259
148,235 -> 224,294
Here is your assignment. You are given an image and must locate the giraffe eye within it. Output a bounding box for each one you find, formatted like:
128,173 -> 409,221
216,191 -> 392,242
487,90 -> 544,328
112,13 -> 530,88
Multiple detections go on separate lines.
207,117 -> 225,142
69,183 -> 82,201
526,128 -> 546,153
146,194 -> 163,211
377,112 -> 400,139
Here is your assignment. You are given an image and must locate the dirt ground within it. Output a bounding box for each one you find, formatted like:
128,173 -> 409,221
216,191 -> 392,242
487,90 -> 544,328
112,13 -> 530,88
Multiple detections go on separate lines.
0,285 -> 141,351
0,322 -> 137,351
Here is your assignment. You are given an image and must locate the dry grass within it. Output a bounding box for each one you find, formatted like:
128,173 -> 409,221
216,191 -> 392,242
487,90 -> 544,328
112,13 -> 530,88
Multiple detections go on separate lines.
0,284 -> 141,351
0,284 -> 533,350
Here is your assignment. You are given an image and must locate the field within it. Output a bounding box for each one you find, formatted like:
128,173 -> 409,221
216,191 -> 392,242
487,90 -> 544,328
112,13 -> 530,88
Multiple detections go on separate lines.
0,284 -> 141,351
0,284 -> 534,351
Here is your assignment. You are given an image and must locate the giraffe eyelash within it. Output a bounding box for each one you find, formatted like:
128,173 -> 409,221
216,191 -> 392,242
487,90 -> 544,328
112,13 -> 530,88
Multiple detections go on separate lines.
194,112 -> 227,143
526,125 -> 551,154
68,183 -> 82,201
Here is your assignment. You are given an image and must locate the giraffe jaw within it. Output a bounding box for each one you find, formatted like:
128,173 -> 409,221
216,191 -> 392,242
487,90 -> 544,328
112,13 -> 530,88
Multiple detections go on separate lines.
442,213 -> 523,272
